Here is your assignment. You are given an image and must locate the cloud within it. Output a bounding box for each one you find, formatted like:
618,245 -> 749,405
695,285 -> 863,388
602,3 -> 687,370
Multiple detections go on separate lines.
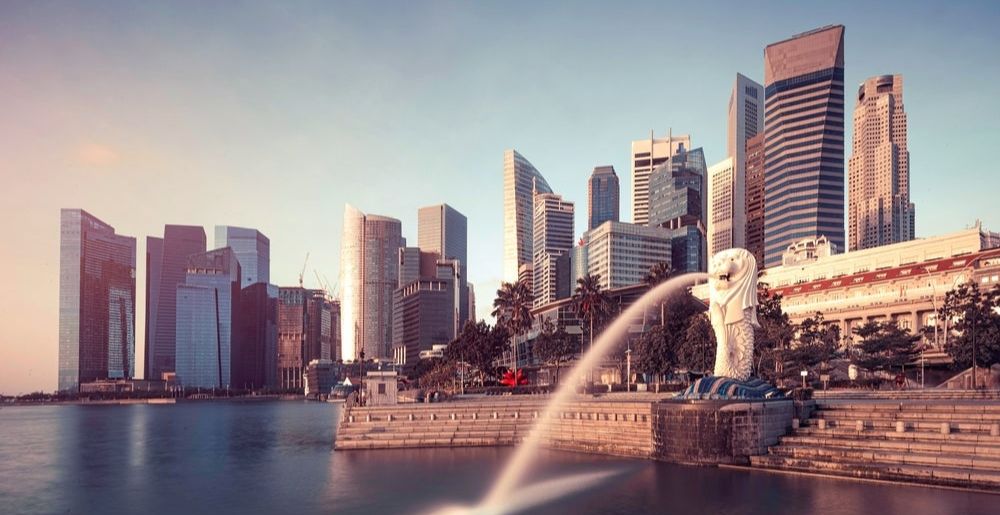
75,143 -> 121,167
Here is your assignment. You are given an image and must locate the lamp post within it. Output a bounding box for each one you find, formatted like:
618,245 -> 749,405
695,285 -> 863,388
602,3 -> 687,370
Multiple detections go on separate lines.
800,369 -> 808,389
625,348 -> 632,393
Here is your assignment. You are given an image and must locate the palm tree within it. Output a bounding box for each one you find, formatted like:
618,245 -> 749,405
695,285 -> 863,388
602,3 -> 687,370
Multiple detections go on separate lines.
492,280 -> 534,384
644,262 -> 675,327
573,274 -> 610,383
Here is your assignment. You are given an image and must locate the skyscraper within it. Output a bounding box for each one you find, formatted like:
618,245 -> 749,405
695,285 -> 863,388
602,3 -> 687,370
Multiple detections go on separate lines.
648,147 -> 708,272
175,247 -> 240,389
763,25 -> 846,267
146,225 -> 206,381
392,259 -> 460,366
277,287 -> 309,390
58,209 -> 136,391
726,73 -> 765,250
631,131 -> 691,225
340,205 -> 404,362
532,192 -> 574,307
584,221 -> 672,290
235,282 -> 278,390
745,134 -> 766,266
588,166 -> 620,230
503,149 -> 553,283
418,203 -> 469,323
215,226 -> 270,287
848,74 -> 914,251
707,157 -> 736,257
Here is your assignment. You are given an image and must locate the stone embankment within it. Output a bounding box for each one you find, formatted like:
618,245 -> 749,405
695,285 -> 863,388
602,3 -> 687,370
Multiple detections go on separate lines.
334,397 -> 654,458
750,398 -> 1000,490
813,389 -> 1000,401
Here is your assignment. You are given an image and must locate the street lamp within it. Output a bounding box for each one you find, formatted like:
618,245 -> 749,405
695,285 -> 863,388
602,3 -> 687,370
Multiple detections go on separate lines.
800,369 -> 808,389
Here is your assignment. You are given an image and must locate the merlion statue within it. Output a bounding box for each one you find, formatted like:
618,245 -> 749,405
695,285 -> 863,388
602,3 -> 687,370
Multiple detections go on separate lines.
708,248 -> 759,381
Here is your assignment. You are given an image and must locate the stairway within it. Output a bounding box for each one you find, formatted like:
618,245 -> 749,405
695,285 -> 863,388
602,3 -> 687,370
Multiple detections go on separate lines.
750,399 -> 1000,491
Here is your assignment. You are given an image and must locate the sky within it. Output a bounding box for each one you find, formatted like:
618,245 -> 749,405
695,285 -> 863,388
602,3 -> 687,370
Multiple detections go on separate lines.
1,0 -> 998,394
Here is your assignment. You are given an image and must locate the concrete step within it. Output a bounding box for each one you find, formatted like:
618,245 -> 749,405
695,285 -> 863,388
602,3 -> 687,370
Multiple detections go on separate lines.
768,444 -> 1000,471
749,454 -> 1000,490
815,401 -> 1000,414
794,426 -> 1000,444
778,434 -> 1000,458
812,409 -> 1000,422
802,417 -> 999,434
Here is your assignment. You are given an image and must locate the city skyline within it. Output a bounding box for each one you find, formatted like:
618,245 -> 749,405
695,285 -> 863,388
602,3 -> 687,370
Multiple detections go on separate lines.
3,1 -> 1000,393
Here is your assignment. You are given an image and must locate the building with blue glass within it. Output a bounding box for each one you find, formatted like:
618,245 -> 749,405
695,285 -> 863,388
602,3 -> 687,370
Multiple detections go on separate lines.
215,225 -> 270,287
588,165 -> 619,230
647,146 -> 708,272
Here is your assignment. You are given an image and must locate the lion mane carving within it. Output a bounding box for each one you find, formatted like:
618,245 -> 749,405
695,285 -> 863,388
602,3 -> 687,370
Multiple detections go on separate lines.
708,248 -> 760,381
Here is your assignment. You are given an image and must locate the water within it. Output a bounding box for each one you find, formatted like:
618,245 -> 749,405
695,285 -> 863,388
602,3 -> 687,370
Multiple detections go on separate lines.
0,402 -> 996,514
482,273 -> 707,510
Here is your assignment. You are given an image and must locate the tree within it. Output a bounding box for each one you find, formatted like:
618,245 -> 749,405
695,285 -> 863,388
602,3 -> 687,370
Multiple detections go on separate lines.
754,285 -> 795,383
419,360 -> 457,392
446,320 -> 506,386
782,312 -> 841,380
678,313 -> 716,373
634,325 -> 676,383
573,274 -> 611,355
939,282 -> 1000,372
492,280 -> 534,384
644,262 -> 675,326
851,320 -> 921,374
533,318 -> 580,385
634,289 -> 707,384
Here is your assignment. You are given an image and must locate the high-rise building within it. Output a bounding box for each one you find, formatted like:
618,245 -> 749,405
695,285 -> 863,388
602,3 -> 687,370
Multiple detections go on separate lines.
584,221 -> 673,290
418,204 -> 470,323
277,287 -> 308,390
648,147 -> 708,272
175,247 -> 241,389
503,149 -> 553,283
215,226 -> 270,287
745,134 -> 766,266
532,192 -> 574,307
763,25 -> 846,267
726,73 -> 765,250
235,282 -> 278,390
631,131 -> 691,225
570,240 -> 589,289
305,292 -> 338,365
588,166 -> 620,230
392,259 -> 460,366
58,209 -> 136,391
707,157 -> 736,256
467,283 -> 476,324
848,74 -> 914,251
340,205 -> 405,362
146,225 -> 206,381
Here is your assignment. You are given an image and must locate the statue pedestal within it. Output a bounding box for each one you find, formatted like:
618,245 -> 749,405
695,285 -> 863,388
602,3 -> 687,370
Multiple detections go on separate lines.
652,398 -> 793,465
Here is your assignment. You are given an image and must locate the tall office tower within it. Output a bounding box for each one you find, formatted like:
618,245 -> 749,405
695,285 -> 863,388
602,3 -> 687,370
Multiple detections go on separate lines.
503,149 -> 553,283
631,131 -> 691,225
146,225 -> 206,380
175,247 -> 241,389
467,284 -> 475,324
745,134 -> 766,266
848,74 -> 914,251
726,73 -> 765,249
277,287 -> 308,390
235,282 -> 278,390
532,192 -> 574,307
588,166 -> 620,230
58,209 -> 136,391
340,205 -> 405,362
305,291 -> 336,365
707,157 -> 736,256
763,25 -> 846,267
417,203 -> 470,322
584,221 -> 673,290
215,226 -> 270,287
398,247 -> 439,287
392,259 -> 460,366
570,240 -> 589,288
648,147 -> 708,272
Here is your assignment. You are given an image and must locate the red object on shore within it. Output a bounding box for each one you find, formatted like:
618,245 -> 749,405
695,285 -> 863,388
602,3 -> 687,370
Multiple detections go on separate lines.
500,369 -> 528,387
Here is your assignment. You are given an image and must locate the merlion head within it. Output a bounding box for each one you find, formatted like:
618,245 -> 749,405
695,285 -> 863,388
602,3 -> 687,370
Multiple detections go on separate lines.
708,248 -> 759,323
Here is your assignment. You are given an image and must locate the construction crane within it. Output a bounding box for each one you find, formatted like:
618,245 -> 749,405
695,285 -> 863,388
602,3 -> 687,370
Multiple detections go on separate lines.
298,252 -> 310,288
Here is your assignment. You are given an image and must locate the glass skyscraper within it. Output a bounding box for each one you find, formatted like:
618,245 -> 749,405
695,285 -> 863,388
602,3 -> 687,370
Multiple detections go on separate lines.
503,149 -> 553,283
647,146 -> 708,272
59,209 -> 136,391
532,192 -> 574,307
417,204 -> 469,323
215,226 -> 270,287
145,225 -> 206,381
763,25 -> 846,267
235,282 -> 278,390
340,205 -> 405,362
588,165 -> 620,230
175,247 -> 240,389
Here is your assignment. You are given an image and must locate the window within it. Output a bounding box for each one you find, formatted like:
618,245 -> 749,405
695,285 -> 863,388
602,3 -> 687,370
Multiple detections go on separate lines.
377,383 -> 386,394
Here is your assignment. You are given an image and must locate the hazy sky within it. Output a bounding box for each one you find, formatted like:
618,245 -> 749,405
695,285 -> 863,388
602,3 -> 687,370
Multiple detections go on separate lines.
1,1 -> 998,394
